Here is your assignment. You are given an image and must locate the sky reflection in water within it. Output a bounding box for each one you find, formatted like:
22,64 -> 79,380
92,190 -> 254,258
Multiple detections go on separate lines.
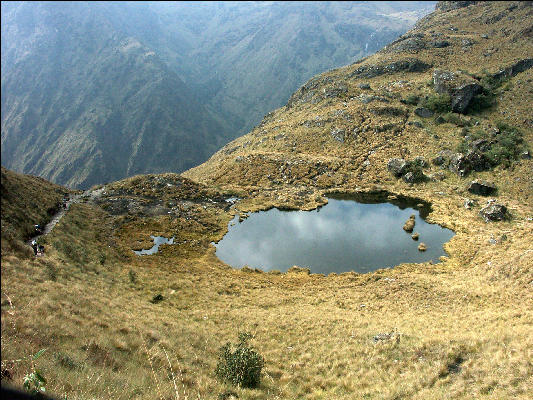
215,199 -> 454,274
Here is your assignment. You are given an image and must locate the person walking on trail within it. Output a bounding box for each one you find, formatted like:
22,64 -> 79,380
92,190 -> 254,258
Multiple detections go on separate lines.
31,240 -> 38,255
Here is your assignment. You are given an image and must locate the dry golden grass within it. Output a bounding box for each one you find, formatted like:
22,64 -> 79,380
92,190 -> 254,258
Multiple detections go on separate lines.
2,2 -> 533,399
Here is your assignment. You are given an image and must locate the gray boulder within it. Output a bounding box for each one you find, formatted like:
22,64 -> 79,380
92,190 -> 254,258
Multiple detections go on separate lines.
465,150 -> 491,172
432,150 -> 454,166
448,153 -> 470,176
330,128 -> 345,143
414,107 -> 434,118
480,201 -> 507,222
387,158 -> 407,177
468,180 -> 497,196
431,40 -> 450,48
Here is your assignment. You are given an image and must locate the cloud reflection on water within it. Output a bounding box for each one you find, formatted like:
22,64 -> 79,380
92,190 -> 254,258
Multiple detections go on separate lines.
215,199 -> 454,274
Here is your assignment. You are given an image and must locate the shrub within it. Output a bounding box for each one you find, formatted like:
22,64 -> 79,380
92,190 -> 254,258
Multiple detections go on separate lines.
403,161 -> 428,183
456,122 -> 527,168
400,94 -> 420,105
215,332 -> 264,388
421,93 -> 451,113
437,112 -> 471,127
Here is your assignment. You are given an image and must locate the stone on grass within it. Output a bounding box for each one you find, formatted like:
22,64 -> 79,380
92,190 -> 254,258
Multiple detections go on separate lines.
468,180 -> 497,196
387,158 -> 407,177
480,201 -> 507,222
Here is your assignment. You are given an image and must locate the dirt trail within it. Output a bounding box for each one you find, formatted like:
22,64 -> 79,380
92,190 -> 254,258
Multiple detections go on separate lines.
27,187 -> 105,245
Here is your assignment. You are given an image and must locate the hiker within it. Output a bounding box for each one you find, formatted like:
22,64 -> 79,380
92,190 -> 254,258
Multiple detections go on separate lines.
38,245 -> 45,254
34,224 -> 42,235
31,240 -> 38,255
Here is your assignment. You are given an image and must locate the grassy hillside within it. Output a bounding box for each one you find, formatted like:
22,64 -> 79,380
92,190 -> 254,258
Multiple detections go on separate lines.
2,2 -> 533,399
0,167 -> 70,254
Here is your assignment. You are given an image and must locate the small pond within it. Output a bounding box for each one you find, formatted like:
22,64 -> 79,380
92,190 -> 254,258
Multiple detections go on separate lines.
214,193 -> 454,274
134,236 -> 174,255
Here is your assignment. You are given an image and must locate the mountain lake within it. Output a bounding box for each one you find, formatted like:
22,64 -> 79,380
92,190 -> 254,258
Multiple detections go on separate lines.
214,193 -> 455,274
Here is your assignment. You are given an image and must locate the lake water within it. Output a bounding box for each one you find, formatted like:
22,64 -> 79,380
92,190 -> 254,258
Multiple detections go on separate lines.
134,236 -> 174,255
214,194 -> 454,274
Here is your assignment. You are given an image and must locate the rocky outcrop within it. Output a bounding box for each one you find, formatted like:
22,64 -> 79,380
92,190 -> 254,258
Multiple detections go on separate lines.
480,200 -> 507,222
349,58 -> 432,79
448,153 -> 470,176
436,2 -> 478,12
388,158 -> 408,177
414,107 -> 434,118
433,69 -> 482,113
436,150 -> 491,176
468,180 -> 497,196
493,58 -> 533,80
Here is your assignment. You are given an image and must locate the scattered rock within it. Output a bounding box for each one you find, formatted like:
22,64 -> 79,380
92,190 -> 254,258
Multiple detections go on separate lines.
414,107 -> 434,118
436,1 -> 478,12
387,158 -> 407,177
448,153 -> 470,176
461,38 -> 474,47
431,40 -> 450,48
418,243 -> 427,252
464,198 -> 476,209
408,120 -> 423,128
372,331 -> 400,344
330,128 -> 345,143
412,233 -> 420,240
493,58 -> 533,81
403,215 -> 416,232
467,180 -> 497,196
402,172 -> 416,183
480,200 -> 508,222
358,83 -> 371,90
386,37 -> 427,53
432,150 -> 454,166
349,58 -> 432,79
357,94 -> 390,104
150,294 -> 164,304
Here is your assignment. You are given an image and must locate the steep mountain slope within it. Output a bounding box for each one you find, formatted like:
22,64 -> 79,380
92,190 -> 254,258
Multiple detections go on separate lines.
185,1 -> 532,204
1,1 -> 434,189
146,1 -> 436,136
2,2 -> 532,400
1,1 -> 225,189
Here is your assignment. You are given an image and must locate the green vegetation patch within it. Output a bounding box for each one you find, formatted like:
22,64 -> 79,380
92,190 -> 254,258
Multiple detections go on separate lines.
215,332 -> 264,388
420,93 -> 452,113
457,122 -> 527,168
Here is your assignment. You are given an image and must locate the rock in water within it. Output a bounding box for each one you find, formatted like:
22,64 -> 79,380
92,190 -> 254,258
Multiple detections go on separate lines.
412,232 -> 420,240
418,243 -> 427,251
403,214 -> 416,232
